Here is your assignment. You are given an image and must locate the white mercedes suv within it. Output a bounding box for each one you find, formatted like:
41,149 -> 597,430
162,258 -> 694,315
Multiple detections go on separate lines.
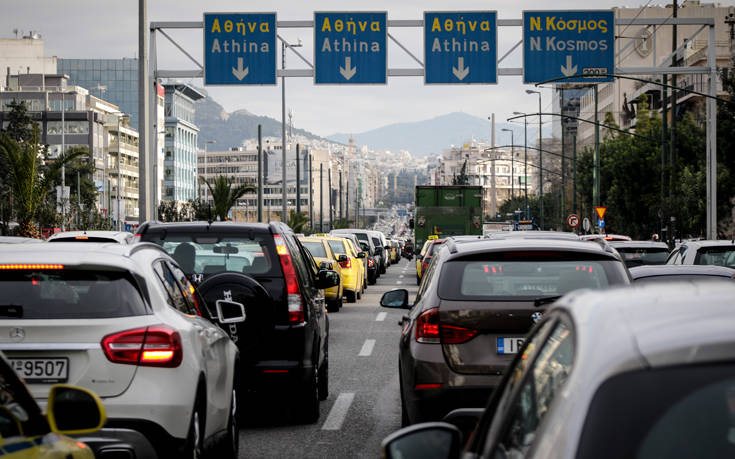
0,242 -> 244,458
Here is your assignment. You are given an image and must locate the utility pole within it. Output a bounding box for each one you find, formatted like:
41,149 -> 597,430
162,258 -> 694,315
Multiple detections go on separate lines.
593,85 -> 600,213
670,0 -> 678,245
309,153 -> 313,230
328,168 -> 333,230
560,87 -> 566,225
319,163 -> 323,232
296,144 -> 301,214
573,134 -> 578,217
339,168 -> 343,221
281,40 -> 287,222
61,92 -> 66,231
138,0 -> 150,223
346,184 -> 350,227
257,125 -> 263,222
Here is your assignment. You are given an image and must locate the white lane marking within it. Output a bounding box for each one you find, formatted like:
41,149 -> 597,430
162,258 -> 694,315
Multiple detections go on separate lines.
399,274 -> 405,278
396,281 -> 403,284
321,392 -> 355,430
376,312 -> 387,322
358,339 -> 376,356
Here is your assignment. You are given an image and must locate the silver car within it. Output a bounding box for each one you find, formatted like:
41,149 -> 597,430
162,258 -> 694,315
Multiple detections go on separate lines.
667,239 -> 735,268
382,281 -> 735,459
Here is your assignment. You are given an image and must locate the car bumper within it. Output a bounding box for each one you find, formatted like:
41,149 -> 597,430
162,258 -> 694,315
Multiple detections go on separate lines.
74,427 -> 158,459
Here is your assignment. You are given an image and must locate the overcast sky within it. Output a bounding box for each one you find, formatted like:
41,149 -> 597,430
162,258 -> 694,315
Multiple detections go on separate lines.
4,0 -> 668,138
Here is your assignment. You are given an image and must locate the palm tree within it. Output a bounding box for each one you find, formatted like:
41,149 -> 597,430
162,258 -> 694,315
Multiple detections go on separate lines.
0,125 -> 85,238
287,210 -> 310,233
200,176 -> 255,222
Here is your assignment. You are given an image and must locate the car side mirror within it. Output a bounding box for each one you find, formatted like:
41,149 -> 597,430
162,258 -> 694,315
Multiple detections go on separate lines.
319,261 -> 333,270
338,254 -> 348,263
357,252 -> 366,259
47,384 -> 106,435
317,269 -> 340,289
215,299 -> 246,324
381,422 -> 461,459
380,289 -> 410,309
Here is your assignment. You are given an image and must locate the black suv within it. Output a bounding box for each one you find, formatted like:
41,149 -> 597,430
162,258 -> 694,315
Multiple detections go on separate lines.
137,221 -> 339,423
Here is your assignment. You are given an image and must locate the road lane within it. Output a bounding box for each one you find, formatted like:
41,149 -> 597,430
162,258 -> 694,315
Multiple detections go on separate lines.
238,258 -> 418,458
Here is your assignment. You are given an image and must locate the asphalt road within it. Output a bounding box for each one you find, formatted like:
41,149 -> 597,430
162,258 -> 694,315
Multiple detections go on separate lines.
238,257 -> 418,458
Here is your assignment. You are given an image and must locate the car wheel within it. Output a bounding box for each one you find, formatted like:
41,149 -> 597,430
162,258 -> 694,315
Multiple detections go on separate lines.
326,297 -> 341,312
217,387 -> 239,458
356,289 -> 362,300
296,366 -> 320,424
369,274 -> 376,285
399,363 -> 410,427
318,353 -> 328,401
346,290 -> 357,303
184,396 -> 205,459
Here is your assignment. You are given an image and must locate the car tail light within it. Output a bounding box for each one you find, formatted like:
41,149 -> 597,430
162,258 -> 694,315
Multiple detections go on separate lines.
274,234 -> 304,324
421,257 -> 431,273
415,383 -> 442,390
416,307 -> 440,343
440,324 -> 478,344
339,258 -> 351,269
102,325 -> 182,368
0,264 -> 64,270
368,258 -> 375,268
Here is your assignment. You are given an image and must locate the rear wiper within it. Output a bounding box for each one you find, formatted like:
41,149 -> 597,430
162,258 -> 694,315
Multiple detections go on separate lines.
0,305 -> 23,318
533,296 -> 562,307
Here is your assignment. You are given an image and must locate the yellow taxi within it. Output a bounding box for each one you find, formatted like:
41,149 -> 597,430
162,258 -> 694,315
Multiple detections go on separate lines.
0,353 -> 106,458
416,238 -> 435,283
301,237 -> 344,312
321,235 -> 366,303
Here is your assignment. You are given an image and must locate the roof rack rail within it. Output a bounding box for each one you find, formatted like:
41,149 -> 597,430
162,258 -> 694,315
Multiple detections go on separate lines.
446,238 -> 458,254
125,242 -> 169,258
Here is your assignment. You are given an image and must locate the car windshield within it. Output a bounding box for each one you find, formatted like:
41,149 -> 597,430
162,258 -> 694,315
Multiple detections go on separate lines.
438,255 -> 627,300
0,269 -> 148,319
328,240 -> 346,255
302,241 -> 327,258
577,363 -> 735,459
695,247 -> 735,268
616,248 -> 669,265
146,233 -> 276,277
355,233 -> 369,243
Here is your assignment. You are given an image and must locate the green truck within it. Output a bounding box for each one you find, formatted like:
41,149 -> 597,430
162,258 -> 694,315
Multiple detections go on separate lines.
412,185 -> 484,250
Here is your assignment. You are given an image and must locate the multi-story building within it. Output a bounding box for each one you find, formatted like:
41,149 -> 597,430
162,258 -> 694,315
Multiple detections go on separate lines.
557,2 -> 733,149
0,33 -> 56,79
58,58 -> 139,130
163,83 -> 204,203
104,116 -> 139,225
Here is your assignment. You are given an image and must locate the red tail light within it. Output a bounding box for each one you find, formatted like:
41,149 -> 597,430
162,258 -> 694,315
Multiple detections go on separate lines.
421,258 -> 430,273
416,307 -> 440,343
368,258 -> 375,268
274,234 -> 304,324
102,325 -> 182,367
339,258 -> 351,268
440,324 -> 478,344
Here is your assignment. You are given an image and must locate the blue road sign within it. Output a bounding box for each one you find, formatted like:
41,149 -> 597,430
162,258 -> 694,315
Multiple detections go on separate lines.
424,11 -> 497,85
523,10 -> 614,84
599,218 -> 605,228
314,12 -> 387,85
203,13 -> 276,85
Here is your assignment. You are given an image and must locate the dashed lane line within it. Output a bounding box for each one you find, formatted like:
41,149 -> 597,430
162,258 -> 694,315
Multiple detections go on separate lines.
376,312 -> 387,321
358,339 -> 376,356
321,392 -> 355,430
396,281 -> 403,284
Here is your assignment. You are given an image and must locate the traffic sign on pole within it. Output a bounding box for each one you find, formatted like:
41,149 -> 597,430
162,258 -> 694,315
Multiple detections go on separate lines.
203,13 -> 277,85
582,217 -> 591,232
424,11 -> 497,85
598,218 -> 605,228
522,10 -> 614,83
595,206 -> 607,220
566,214 -> 580,228
314,12 -> 387,84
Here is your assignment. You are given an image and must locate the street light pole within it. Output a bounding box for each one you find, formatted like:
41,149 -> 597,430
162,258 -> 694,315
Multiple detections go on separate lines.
204,140 -> 216,205
513,112 -> 530,218
280,38 -> 303,223
526,90 -> 542,229
501,128 -> 514,200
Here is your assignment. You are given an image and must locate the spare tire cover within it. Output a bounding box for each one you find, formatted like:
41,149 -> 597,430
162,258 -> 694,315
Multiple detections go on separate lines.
197,272 -> 273,355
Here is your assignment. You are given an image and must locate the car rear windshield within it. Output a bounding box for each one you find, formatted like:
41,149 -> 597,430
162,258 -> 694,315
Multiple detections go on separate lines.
143,232 -> 277,277
354,233 -> 369,243
616,248 -> 669,265
694,247 -> 735,268
634,274 -> 734,284
371,237 -> 382,248
0,269 -> 148,319
49,237 -> 119,243
328,240 -> 346,255
438,253 -> 627,300
302,241 -> 327,258
576,363 -> 735,459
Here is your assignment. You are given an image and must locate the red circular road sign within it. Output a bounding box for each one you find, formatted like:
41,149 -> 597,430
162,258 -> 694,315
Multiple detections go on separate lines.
567,214 -> 580,228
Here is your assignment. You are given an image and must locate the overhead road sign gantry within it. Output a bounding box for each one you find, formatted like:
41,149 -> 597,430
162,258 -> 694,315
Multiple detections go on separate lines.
522,10 -> 614,84
314,12 -> 387,84
203,12 -> 277,85
424,11 -> 497,84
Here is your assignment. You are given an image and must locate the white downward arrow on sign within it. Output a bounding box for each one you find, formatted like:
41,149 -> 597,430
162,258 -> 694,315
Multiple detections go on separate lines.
232,57 -> 249,80
340,57 -> 357,80
560,55 -> 578,77
452,57 -> 470,80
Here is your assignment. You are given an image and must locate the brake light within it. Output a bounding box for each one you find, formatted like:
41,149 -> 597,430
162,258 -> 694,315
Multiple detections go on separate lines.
415,383 -> 442,390
0,264 -> 64,270
102,325 -> 182,367
339,258 -> 351,268
422,258 -> 430,273
440,324 -> 478,344
74,236 -> 89,240
274,234 -> 304,324
416,307 -> 440,343
368,258 -> 375,268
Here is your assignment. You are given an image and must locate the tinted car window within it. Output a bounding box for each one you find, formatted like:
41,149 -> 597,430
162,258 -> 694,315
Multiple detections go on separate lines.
616,248 -> 669,265
48,237 -> 119,243
494,321 -> 574,457
695,247 -> 735,268
576,364 -> 735,459
328,240 -> 347,255
143,232 -> 276,277
0,269 -> 148,319
154,261 -> 196,315
372,237 -> 382,248
439,255 -> 627,300
302,241 -> 328,258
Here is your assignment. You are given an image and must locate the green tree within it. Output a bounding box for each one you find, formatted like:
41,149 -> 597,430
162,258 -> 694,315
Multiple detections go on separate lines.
452,159 -> 470,185
0,100 -> 34,234
0,126 -> 84,238
200,175 -> 255,222
285,210 -> 310,233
